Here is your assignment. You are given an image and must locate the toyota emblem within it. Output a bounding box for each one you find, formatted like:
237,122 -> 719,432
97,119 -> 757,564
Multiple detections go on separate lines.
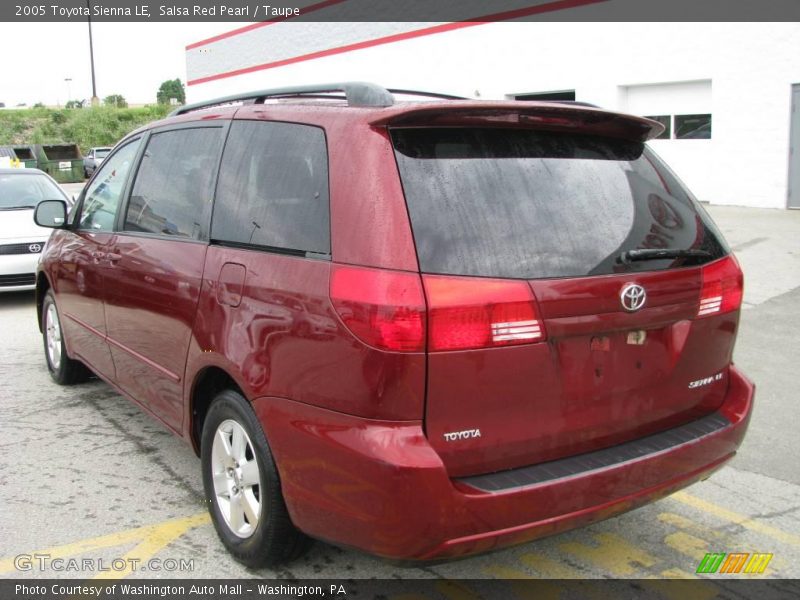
620,283 -> 646,312
29,244 -> 42,253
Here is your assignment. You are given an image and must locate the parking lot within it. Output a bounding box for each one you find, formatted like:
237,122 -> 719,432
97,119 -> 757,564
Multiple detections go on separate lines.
1,197 -> 799,584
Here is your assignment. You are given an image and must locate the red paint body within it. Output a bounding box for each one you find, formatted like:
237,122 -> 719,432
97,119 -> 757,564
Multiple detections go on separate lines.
255,365 -> 751,559
38,99 -> 754,561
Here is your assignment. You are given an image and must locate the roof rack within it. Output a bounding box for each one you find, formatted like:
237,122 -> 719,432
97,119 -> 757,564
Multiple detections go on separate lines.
169,83 -> 469,116
169,82 -> 396,116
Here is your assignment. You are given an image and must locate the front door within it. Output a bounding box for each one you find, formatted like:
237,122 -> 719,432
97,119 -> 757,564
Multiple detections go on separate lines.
103,125 -> 225,432
57,138 -> 142,379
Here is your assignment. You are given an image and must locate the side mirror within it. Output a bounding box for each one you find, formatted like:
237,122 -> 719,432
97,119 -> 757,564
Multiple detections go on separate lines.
34,200 -> 68,229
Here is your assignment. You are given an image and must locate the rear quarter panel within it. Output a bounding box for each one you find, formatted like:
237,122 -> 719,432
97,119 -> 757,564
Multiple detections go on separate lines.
184,248 -> 426,425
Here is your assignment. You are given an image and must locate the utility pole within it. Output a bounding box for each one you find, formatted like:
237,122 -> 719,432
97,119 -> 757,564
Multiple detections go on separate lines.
87,0 -> 99,106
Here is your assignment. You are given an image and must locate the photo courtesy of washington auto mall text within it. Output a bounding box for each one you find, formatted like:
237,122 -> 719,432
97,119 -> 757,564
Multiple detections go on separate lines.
14,583 -> 348,597
2,0 -> 800,599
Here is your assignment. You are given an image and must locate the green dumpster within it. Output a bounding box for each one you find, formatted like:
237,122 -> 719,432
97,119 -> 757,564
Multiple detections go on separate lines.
36,144 -> 84,183
12,145 -> 38,168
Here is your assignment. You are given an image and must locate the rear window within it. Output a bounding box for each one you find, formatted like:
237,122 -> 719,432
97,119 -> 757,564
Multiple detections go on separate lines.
392,128 -> 726,280
212,120 -> 330,256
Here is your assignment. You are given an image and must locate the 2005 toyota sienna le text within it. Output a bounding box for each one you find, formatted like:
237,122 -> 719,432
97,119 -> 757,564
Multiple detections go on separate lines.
33,83 -> 754,567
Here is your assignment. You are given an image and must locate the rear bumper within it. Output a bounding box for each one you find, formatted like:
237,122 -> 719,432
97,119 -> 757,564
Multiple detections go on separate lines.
253,365 -> 754,561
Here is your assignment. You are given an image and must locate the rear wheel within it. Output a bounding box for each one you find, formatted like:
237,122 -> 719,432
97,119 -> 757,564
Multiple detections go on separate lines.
42,290 -> 90,385
201,389 -> 311,567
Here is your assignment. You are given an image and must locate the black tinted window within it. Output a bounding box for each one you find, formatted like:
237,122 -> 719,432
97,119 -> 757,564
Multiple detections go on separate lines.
675,114 -> 712,139
392,128 -> 726,280
212,121 -> 330,255
124,127 -> 224,239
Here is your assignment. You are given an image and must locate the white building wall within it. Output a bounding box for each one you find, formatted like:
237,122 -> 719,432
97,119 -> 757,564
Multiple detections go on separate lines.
187,22 -> 800,209
621,80 -> 713,199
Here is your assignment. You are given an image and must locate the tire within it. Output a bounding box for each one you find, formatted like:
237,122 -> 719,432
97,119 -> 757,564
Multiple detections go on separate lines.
42,290 -> 91,385
201,389 -> 311,567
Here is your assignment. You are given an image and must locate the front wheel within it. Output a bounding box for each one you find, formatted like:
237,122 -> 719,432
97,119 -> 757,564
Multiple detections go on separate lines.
42,290 -> 90,385
201,389 -> 311,567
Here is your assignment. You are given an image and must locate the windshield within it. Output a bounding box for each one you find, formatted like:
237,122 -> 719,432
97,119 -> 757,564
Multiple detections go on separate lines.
392,128 -> 727,280
0,173 -> 65,210
95,149 -> 111,159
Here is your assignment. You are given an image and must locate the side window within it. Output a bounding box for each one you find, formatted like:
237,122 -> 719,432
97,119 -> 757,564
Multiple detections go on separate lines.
212,121 -> 330,255
79,139 -> 140,231
124,127 -> 224,239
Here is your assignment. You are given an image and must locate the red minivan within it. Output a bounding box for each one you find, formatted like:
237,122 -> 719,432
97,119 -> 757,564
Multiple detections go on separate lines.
34,83 -> 754,566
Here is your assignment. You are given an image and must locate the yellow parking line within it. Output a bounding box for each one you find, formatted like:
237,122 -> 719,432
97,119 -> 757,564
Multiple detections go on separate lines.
657,568 -> 697,579
480,568 -> 615,600
434,580 -> 482,600
664,531 -> 712,562
483,565 -> 535,579
484,554 -> 583,579
503,582 -> 564,600
0,513 -> 209,576
559,532 -> 658,577
660,511 -> 787,577
519,552 -> 584,578
363,581 -> 481,600
642,579 -> 719,600
92,513 -> 210,579
671,491 -> 800,547
658,511 -> 722,538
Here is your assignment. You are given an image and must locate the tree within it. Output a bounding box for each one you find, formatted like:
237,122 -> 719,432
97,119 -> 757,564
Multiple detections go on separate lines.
65,99 -> 85,109
104,94 -> 128,108
157,79 -> 185,105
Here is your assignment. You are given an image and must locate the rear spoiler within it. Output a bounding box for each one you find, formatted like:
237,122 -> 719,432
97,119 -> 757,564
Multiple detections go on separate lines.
369,102 -> 664,143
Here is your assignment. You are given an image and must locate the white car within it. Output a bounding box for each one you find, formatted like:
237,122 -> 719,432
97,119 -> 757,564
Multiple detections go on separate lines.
83,147 -> 112,178
0,168 -> 70,292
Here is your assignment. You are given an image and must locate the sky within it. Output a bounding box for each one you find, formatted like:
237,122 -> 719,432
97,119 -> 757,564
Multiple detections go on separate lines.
0,22 -> 241,107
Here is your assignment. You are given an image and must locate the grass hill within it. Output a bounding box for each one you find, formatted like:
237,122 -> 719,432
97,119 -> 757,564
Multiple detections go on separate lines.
0,105 -> 172,154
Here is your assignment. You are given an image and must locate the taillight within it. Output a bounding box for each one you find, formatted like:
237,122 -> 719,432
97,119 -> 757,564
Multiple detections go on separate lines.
697,255 -> 743,318
424,275 -> 546,351
330,265 -> 425,352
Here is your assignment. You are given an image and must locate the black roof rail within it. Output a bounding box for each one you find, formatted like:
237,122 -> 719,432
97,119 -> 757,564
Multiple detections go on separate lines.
169,82 -> 395,116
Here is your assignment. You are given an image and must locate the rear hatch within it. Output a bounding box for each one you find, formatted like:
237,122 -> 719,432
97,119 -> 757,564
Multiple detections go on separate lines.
389,115 -> 743,477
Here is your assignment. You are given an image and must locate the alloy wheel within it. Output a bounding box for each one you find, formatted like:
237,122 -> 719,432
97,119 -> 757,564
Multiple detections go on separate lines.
45,303 -> 62,371
211,419 -> 262,538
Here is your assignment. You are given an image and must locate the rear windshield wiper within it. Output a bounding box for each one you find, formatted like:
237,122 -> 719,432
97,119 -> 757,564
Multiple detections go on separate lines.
618,248 -> 712,264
